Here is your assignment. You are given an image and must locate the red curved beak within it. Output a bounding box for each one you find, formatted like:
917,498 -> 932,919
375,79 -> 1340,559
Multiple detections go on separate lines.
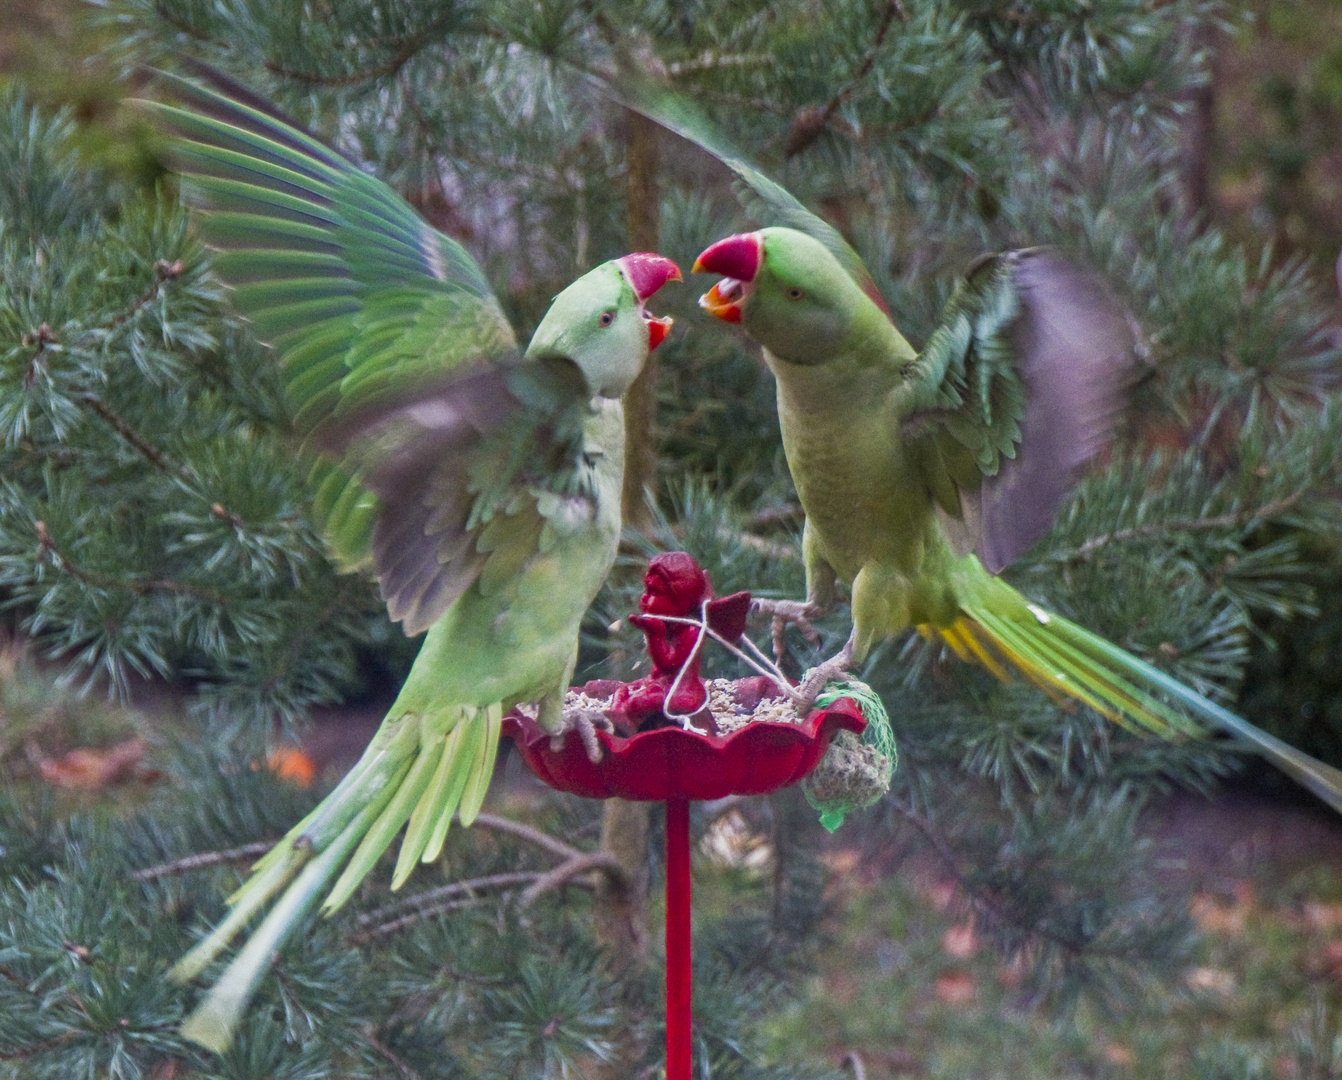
617,253 -> 683,303
693,233 -> 763,280
693,232 -> 763,324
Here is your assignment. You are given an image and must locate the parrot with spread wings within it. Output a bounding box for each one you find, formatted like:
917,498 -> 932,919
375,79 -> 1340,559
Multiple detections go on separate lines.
610,83 -> 1342,816
139,67 -> 679,1051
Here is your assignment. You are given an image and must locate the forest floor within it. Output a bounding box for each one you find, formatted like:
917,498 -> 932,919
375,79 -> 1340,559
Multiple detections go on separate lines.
4,631 -> 1342,1078
297,700 -> 1342,1080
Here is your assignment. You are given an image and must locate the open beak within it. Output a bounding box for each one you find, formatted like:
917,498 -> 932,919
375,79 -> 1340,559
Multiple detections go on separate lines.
693,232 -> 763,324
616,252 -> 682,351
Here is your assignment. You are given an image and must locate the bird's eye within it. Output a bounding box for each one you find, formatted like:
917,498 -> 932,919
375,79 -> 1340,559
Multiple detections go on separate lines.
599,311 -> 615,327
788,287 -> 804,300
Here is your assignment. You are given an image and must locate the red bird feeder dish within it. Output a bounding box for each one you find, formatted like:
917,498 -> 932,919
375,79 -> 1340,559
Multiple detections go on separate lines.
503,553 -> 872,1080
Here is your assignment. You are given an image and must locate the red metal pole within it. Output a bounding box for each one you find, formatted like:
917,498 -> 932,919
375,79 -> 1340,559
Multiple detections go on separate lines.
665,796 -> 692,1080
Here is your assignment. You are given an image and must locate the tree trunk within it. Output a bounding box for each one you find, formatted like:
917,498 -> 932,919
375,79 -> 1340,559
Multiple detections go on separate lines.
596,107 -> 660,966
620,108 -> 661,529
590,104 -> 661,1080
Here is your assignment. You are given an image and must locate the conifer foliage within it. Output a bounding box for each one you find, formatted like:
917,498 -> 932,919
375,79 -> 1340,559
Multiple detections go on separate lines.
3,0 -> 1342,1076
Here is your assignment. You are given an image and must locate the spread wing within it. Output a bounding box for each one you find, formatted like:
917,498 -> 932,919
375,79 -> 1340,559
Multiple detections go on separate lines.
897,251 -> 1135,572
142,66 -> 599,633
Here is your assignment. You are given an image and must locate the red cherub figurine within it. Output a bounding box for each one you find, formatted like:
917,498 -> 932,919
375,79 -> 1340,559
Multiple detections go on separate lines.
611,552 -> 751,729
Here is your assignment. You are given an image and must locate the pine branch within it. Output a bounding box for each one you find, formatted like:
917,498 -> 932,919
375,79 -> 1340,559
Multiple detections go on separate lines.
262,11 -> 464,88
362,1027 -> 426,1080
33,520 -> 229,606
784,0 -> 908,158
1054,489 -> 1308,563
889,797 -> 1089,960
95,258 -> 184,333
0,1032 -> 80,1061
78,391 -> 184,476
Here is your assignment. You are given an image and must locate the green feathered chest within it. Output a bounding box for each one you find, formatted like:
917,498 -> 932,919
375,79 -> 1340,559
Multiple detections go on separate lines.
769,353 -> 936,583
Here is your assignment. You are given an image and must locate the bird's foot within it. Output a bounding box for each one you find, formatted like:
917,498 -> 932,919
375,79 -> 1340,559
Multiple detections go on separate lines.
550,708 -> 614,764
796,642 -> 855,713
751,597 -> 823,660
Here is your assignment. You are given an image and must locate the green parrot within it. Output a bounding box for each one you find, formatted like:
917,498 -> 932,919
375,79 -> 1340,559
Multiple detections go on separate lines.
139,67 -> 680,1052
605,84 -> 1342,814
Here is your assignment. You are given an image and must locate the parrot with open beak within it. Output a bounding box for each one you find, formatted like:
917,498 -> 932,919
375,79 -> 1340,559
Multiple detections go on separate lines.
139,65 -> 680,1052
603,80 -> 1342,817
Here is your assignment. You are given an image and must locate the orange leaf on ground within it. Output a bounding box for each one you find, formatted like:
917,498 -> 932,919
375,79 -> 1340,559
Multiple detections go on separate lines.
267,746 -> 317,787
38,738 -> 146,789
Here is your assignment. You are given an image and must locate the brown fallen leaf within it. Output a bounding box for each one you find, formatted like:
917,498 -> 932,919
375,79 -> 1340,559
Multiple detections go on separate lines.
1190,882 -> 1254,935
1102,1042 -> 1135,1066
1185,966 -> 1236,995
942,922 -> 977,959
38,738 -> 146,789
934,969 -> 976,1005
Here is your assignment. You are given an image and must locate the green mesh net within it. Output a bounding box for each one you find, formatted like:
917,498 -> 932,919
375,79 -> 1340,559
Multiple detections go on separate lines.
802,679 -> 896,832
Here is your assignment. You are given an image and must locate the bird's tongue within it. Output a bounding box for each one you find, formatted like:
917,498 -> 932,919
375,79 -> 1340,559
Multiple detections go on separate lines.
616,253 -> 681,352
699,281 -> 743,323
693,233 -> 762,324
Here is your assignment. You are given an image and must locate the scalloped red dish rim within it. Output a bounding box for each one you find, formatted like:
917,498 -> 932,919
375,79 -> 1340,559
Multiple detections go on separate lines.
503,694 -> 867,801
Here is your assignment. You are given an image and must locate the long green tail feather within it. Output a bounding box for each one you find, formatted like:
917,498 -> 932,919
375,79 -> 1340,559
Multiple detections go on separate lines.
418,716 -> 486,866
940,573 -> 1342,814
394,714 -> 479,887
174,701 -> 504,1051
458,703 -> 503,826
168,847 -> 307,985
1048,619 -> 1342,814
178,788 -> 396,1054
320,729 -> 447,913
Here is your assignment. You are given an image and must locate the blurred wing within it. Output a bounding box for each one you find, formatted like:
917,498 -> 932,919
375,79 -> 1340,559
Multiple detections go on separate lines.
315,355 -> 601,634
899,251 -> 1135,572
610,73 -> 892,317
142,67 -> 594,633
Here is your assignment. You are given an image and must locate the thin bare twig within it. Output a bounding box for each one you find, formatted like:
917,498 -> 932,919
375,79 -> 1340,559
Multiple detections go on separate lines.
131,840 -> 273,881
842,1051 -> 868,1080
518,853 -> 623,909
361,1028 -> 425,1080
355,871 -> 542,928
471,812 -> 591,863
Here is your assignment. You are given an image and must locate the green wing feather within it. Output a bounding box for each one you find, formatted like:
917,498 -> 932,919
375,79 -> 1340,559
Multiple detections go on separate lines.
141,68 -> 598,633
898,251 -> 1135,573
610,74 -> 892,316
